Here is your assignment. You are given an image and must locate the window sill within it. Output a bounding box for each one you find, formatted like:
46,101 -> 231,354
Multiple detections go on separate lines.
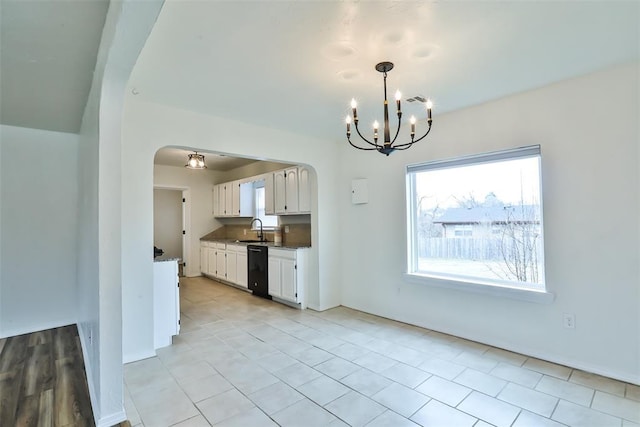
403,272 -> 555,304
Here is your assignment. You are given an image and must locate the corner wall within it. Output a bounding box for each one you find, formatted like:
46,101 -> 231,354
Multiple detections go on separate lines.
122,99 -> 342,362
337,63 -> 639,384
0,125 -> 79,338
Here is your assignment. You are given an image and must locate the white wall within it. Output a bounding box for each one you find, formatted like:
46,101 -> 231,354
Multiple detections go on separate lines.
121,98 -> 341,362
337,63 -> 639,384
75,1 -> 164,425
153,189 -> 183,260
0,125 -> 78,338
153,164 -> 222,276
220,160 -> 292,182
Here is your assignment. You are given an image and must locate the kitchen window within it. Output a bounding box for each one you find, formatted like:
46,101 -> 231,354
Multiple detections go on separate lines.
406,146 -> 549,298
254,181 -> 278,228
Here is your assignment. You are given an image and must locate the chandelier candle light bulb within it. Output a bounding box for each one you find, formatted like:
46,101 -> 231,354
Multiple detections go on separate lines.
344,61 -> 433,156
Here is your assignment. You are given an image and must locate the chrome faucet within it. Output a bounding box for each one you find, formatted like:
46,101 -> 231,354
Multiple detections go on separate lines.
250,218 -> 265,242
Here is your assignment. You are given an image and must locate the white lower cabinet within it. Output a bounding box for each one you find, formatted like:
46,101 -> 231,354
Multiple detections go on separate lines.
153,259 -> 180,349
236,251 -> 248,288
268,248 -> 307,307
201,241 -> 249,290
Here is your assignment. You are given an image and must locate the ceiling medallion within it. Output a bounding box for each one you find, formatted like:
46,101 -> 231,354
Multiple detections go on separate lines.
185,152 -> 207,169
345,61 -> 433,156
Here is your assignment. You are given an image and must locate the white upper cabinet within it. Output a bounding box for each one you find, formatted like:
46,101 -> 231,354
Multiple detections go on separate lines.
274,170 -> 287,214
214,180 -> 254,217
298,166 -> 311,213
216,166 -> 310,217
264,173 -> 275,216
284,167 -> 299,214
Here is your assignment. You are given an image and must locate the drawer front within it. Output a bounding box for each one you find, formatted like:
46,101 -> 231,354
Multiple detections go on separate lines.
226,244 -> 244,253
269,248 -> 296,260
214,242 -> 226,250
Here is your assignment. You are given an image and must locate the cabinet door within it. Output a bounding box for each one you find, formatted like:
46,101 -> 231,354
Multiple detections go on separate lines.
298,166 -> 311,213
226,251 -> 237,283
212,186 -> 220,216
200,245 -> 208,274
280,258 -> 297,302
274,170 -> 286,214
264,174 -> 275,215
285,168 -> 299,213
224,184 -> 233,217
236,252 -> 248,288
268,257 -> 281,297
207,249 -> 216,276
216,250 -> 226,279
216,184 -> 227,217
231,181 -> 241,216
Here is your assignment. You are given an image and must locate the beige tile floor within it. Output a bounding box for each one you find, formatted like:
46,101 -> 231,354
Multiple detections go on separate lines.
124,276 -> 640,427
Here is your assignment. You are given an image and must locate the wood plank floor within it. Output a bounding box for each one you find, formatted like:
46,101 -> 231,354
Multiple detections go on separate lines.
0,325 -> 96,426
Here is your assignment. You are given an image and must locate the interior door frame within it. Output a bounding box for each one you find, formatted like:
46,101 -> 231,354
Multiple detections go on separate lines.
153,185 -> 191,275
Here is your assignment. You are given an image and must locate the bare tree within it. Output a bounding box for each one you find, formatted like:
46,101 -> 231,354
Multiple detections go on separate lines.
487,204 -> 541,284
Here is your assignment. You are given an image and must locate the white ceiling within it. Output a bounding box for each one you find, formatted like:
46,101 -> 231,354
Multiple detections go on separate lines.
129,1 -> 639,143
0,0 -> 109,133
1,1 -> 638,146
154,147 -> 258,170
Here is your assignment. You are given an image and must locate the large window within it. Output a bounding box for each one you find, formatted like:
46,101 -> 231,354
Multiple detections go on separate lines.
407,146 -> 545,291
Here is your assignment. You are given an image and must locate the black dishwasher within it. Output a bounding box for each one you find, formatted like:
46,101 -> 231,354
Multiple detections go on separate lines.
247,245 -> 270,299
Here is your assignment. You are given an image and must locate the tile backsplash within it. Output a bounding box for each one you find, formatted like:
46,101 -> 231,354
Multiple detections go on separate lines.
203,223 -> 311,247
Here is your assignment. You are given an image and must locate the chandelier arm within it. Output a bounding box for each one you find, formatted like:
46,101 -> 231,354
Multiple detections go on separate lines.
390,113 -> 402,145
392,125 -> 432,149
353,121 -> 380,148
347,135 -> 378,151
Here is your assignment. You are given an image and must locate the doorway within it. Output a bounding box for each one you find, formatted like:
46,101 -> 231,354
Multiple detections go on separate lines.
153,187 -> 189,276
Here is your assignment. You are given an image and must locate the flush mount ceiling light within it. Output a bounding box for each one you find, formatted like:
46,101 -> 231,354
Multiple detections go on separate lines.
185,152 -> 206,169
345,61 -> 433,156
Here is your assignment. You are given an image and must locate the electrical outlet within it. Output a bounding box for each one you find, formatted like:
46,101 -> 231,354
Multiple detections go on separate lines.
284,226 -> 290,233
563,313 -> 575,329
243,229 -> 247,235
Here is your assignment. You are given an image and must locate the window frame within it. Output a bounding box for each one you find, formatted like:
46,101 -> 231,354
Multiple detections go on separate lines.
405,145 -> 554,303
253,181 -> 278,230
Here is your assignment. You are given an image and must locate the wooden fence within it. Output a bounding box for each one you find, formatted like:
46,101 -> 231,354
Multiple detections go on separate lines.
418,237 -> 542,261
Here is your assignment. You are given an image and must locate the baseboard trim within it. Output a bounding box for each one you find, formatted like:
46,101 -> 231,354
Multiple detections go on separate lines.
342,303 -> 640,386
77,323 -> 101,426
123,349 -> 156,364
0,319 -> 76,339
97,410 -> 127,427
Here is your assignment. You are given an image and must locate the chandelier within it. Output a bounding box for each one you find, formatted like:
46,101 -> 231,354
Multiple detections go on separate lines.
185,152 -> 206,169
345,62 -> 433,156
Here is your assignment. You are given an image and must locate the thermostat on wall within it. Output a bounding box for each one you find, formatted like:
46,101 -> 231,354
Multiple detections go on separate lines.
351,179 -> 368,204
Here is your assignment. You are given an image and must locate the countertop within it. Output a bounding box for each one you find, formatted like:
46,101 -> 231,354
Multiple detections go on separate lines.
200,238 -> 310,250
154,257 -> 182,263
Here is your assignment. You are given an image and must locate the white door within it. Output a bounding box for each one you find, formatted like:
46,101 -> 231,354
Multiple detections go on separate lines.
298,166 -> 311,213
264,174 -> 275,215
280,258 -> 297,302
236,252 -> 247,288
224,184 -> 233,217
207,248 -> 216,276
216,250 -> 226,279
212,185 -> 220,216
274,170 -> 286,214
227,251 -> 237,283
285,168 -> 299,213
232,181 -> 240,216
200,244 -> 208,274
268,257 -> 281,297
